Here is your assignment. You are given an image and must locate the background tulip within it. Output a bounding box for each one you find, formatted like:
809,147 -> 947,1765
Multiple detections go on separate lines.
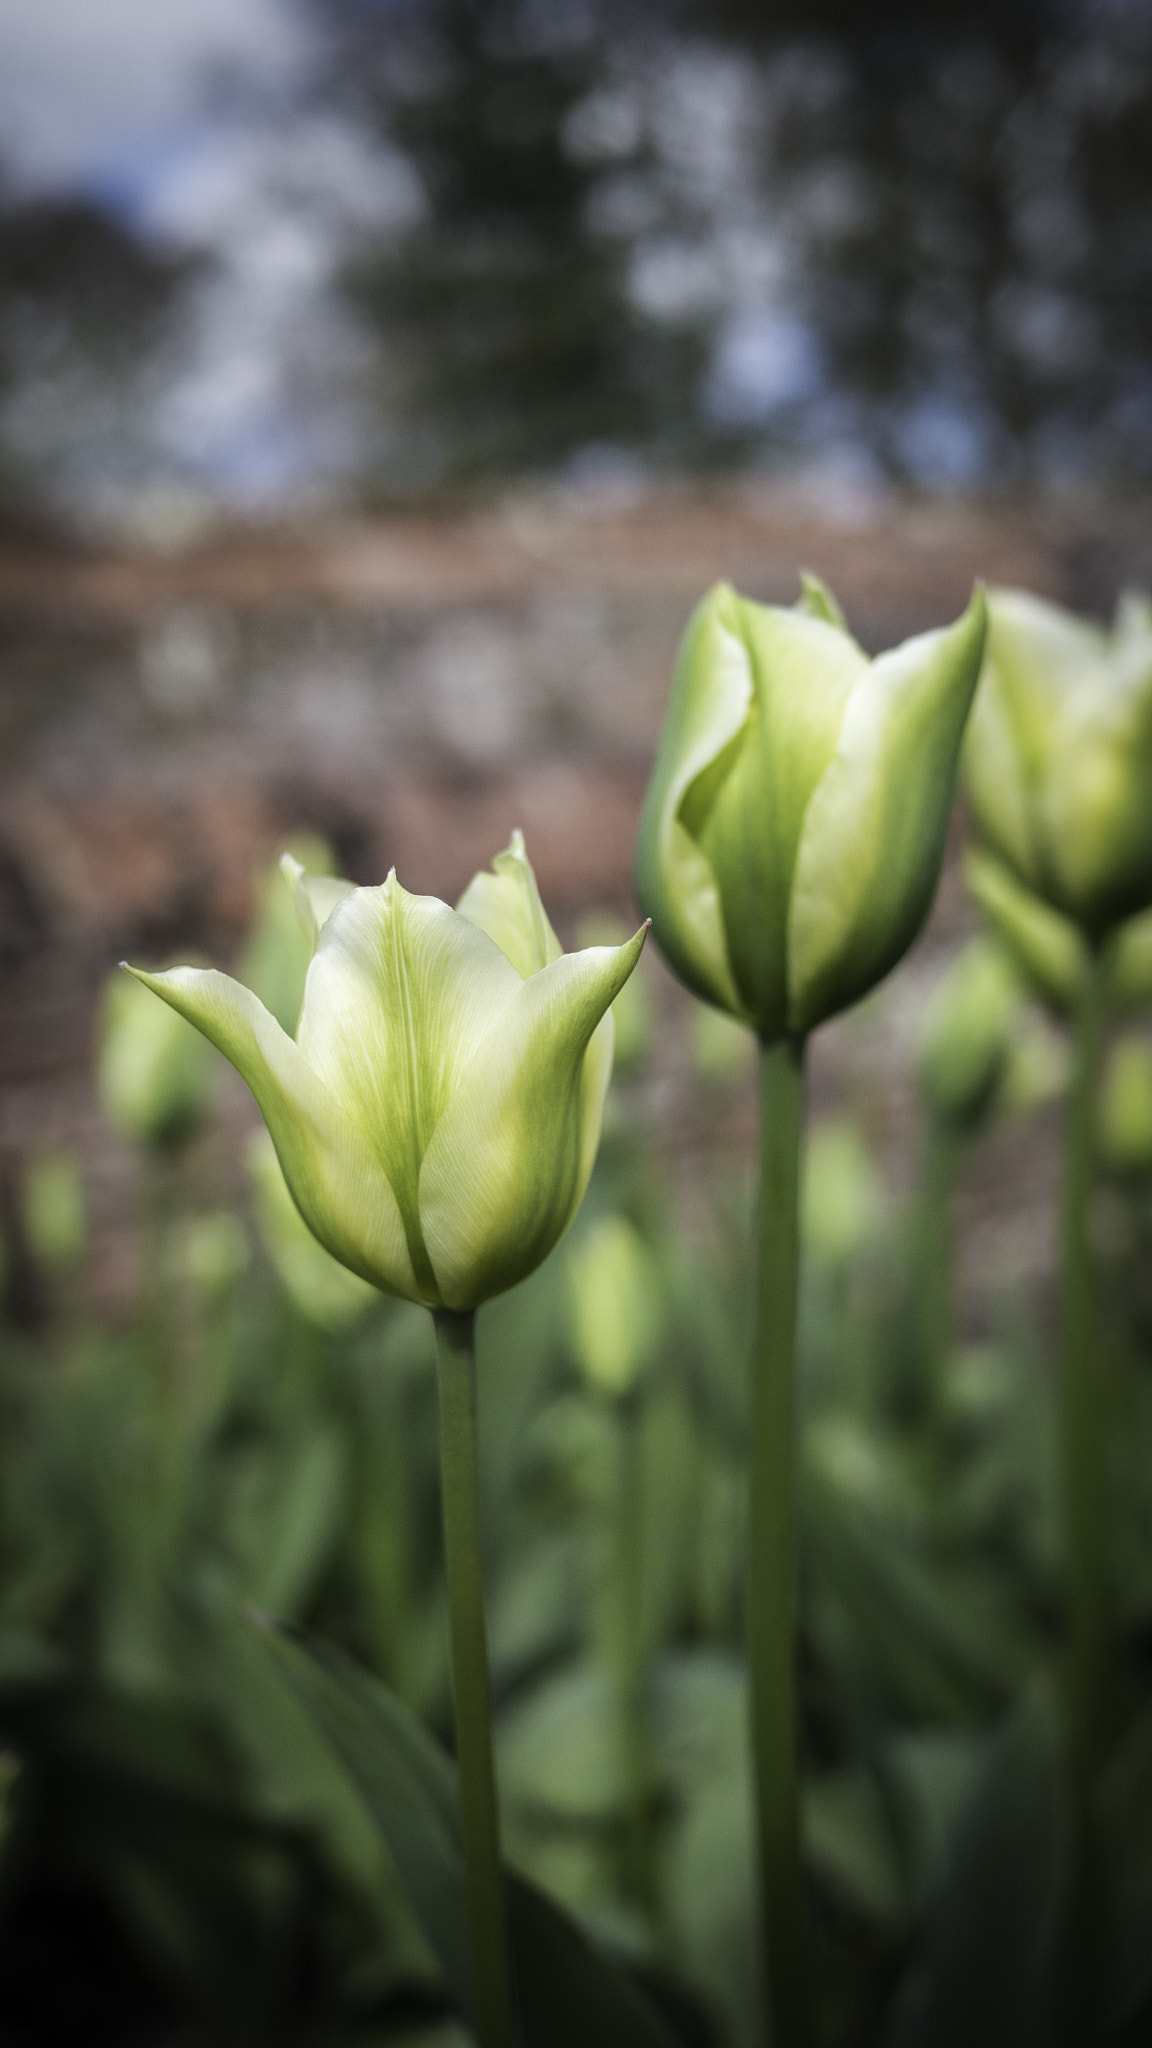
635,575 -> 987,1040
126,835 -> 645,1314
964,588 -> 1152,938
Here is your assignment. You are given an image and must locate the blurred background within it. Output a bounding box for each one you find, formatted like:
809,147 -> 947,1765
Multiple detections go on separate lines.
3,0 -> 1151,1284
2,7 -> 1152,2042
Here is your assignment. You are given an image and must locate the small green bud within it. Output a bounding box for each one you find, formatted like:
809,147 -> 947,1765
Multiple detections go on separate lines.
167,1211 -> 250,1298
248,1131 -> 375,1329
566,1214 -> 662,1397
1099,1037 -> 1152,1176
126,833 -> 645,1312
802,1120 -> 882,1267
635,575 -> 986,1038
22,1149 -> 86,1273
689,997 -> 756,1087
916,937 -> 1021,1132
964,587 -> 1152,939
98,967 -> 217,1149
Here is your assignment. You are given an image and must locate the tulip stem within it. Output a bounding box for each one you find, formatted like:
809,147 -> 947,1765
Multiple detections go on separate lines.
1058,950 -> 1110,2042
433,1309 -> 516,2048
749,1036 -> 809,2048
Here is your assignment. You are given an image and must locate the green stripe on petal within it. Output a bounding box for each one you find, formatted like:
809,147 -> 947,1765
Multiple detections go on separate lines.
296,876 -> 521,1281
418,928 -> 646,1310
123,965 -> 423,1302
787,588 -> 986,1036
456,829 -> 563,978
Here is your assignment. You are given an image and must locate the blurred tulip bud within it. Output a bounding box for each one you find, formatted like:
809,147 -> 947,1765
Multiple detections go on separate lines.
689,997 -> 756,1087
1099,1037 -> 1152,1176
968,849 -> 1152,1019
240,834 -> 350,1036
567,1214 -> 662,1397
576,911 -> 653,1073
916,937 -> 1021,1133
167,1210 -> 250,1298
802,1120 -> 882,1267
996,1011 -> 1069,1117
964,587 -> 1152,940
22,1149 -> 86,1273
98,966 -> 217,1149
128,832 -> 645,1311
635,575 -> 986,1039
248,1130 -> 376,1330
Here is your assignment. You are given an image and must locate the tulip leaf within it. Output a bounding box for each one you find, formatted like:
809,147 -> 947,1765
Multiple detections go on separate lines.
890,1686 -> 1067,2048
259,1625 -> 682,2048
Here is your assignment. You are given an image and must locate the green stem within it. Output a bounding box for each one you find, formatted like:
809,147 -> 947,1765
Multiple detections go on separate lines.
912,1119 -> 962,1424
433,1310 -> 516,2048
1058,951 -> 1109,2041
614,1392 -> 656,1913
749,1036 -> 809,2048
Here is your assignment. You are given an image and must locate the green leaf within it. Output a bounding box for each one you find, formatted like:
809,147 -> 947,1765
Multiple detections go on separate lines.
259,1626 -> 682,2048
890,1687 -> 1067,2048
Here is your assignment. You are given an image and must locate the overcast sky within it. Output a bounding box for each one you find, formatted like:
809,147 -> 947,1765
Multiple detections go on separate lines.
0,0 -> 307,198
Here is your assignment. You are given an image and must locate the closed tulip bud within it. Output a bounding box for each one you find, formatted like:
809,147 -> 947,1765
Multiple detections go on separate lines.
964,588 -> 1152,940
126,833 -> 645,1312
967,849 -> 1152,1018
22,1149 -> 87,1274
635,576 -> 986,1039
916,936 -> 1021,1132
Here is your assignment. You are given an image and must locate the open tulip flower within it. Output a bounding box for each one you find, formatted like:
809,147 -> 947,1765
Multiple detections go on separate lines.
965,588 -> 1152,939
635,574 -> 987,1040
127,833 -> 645,1312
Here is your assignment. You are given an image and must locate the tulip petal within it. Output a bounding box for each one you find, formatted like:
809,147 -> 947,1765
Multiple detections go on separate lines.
418,929 -> 645,1310
124,965 -> 423,1301
692,592 -> 866,1030
455,830 -> 563,978
280,853 -> 355,953
788,589 -> 986,1034
634,584 -> 751,1017
296,876 -> 521,1282
965,849 -> 1087,1013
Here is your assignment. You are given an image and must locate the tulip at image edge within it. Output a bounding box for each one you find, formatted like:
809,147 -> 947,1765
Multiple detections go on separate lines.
964,586 -> 1152,939
125,833 -> 646,1313
634,574 -> 987,1039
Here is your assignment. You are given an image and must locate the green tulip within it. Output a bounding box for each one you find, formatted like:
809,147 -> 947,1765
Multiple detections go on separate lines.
635,575 -> 987,1039
964,587 -> 1152,939
125,833 -> 645,1312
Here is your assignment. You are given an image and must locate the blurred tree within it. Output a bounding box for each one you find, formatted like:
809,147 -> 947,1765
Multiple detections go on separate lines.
316,0 -> 712,486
